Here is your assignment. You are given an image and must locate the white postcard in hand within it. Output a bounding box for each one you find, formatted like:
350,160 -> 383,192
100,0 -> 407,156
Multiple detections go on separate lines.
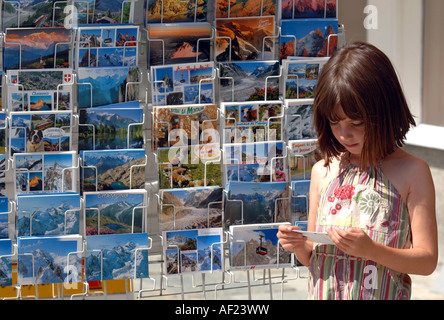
293,230 -> 334,245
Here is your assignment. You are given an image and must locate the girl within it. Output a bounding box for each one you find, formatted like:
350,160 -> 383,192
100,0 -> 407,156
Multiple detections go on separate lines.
277,42 -> 438,300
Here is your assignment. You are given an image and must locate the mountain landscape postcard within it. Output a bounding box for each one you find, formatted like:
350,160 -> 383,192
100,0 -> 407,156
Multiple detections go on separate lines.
17,234 -> 82,285
281,0 -> 337,19
152,103 -> 218,150
151,62 -> 215,105
218,61 -> 280,102
222,101 -> 283,144
216,0 -> 276,18
224,181 -> 289,227
146,0 -> 208,23
81,149 -> 146,192
285,98 -> 316,140
85,233 -> 149,281
84,190 -> 147,235
291,179 -> 310,222
288,138 -> 319,180
229,223 -> 292,270
216,16 -> 275,61
78,106 -> 144,150
0,239 -> 13,286
14,151 -> 77,194
163,228 -> 223,274
159,186 -> 223,231
15,193 -> 80,237
4,27 -> 70,70
280,18 -> 338,59
10,111 -> 72,155
147,22 -> 212,66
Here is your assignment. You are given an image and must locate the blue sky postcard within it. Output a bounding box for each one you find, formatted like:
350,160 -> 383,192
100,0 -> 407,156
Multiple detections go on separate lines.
281,0 -> 337,19
16,193 -> 80,237
0,210 -> 8,239
4,27 -> 71,70
78,106 -> 144,150
7,69 -> 74,112
163,228 -> 223,274
77,66 -> 140,108
73,0 -> 135,24
229,223 -> 291,270
17,234 -> 82,285
81,149 -> 146,192
85,233 -> 149,281
145,0 -> 208,24
0,239 -> 13,286
84,190 -> 147,235
10,111 -> 72,156
151,62 -> 214,106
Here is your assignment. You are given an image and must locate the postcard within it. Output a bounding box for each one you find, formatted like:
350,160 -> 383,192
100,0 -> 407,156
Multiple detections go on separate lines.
163,228 -> 224,274
14,151 -> 77,195
0,239 -> 13,287
150,62 -> 215,105
147,22 -> 212,66
224,181 -> 289,227
218,61 -> 280,102
17,234 -> 82,285
7,69 -> 74,112
280,18 -> 338,60
221,101 -> 283,144
285,98 -> 316,140
281,0 -> 337,19
216,16 -> 275,61
283,58 -> 329,99
146,0 -> 208,23
0,155 -> 5,197
216,0 -> 276,18
72,0 -> 135,24
157,143 -> 221,190
0,112 -> 6,156
0,71 -> 3,110
10,111 -> 72,156
291,179 -> 310,222
77,66 -> 140,108
81,149 -> 146,192
0,198 -> 8,238
229,223 -> 292,270
159,186 -> 223,231
152,104 -> 218,151
224,141 -> 287,183
16,193 -> 80,237
84,190 -> 147,235
85,233 -> 149,281
76,25 -> 138,68
78,106 -> 144,150
288,138 -> 319,179
4,27 -> 71,70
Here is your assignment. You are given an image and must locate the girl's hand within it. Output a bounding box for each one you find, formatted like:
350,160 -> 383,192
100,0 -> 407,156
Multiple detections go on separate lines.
327,227 -> 374,259
277,225 -> 308,253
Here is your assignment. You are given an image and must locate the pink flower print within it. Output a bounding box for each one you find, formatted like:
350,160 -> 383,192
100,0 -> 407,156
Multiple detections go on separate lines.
334,184 -> 355,201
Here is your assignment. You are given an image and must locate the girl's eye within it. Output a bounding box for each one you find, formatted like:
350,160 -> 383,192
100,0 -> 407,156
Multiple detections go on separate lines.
351,121 -> 364,127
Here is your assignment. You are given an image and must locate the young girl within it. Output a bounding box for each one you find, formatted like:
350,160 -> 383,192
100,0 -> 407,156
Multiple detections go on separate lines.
277,42 -> 438,300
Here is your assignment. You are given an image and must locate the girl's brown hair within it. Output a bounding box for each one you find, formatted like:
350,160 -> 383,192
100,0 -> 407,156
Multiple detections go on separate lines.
313,41 -> 416,171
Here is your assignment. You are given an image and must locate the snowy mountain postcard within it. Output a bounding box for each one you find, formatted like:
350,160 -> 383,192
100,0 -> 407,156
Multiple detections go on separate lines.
16,193 -> 80,237
288,138 -> 319,180
17,234 -> 82,285
77,66 -> 140,108
85,233 -> 149,281
10,111 -> 72,155
146,0 -> 208,24
152,103 -> 218,151
279,18 -> 338,59
84,190 -> 147,235
78,106 -> 144,150
229,223 -> 292,270
159,186 -> 223,231
221,101 -> 283,144
163,228 -> 223,274
218,61 -> 280,102
0,212 -> 8,239
76,25 -> 138,68
81,149 -> 146,192
150,62 -> 215,106
157,143 -> 221,189
74,0 -> 135,24
285,98 -> 316,140
14,151 -> 77,194
223,141 -> 287,183
291,179 -> 310,222
216,0 -> 276,18
281,0 -> 337,19
4,27 -> 70,70
0,239 -> 12,286
224,181 -> 290,227
147,22 -> 212,66
7,68 -> 73,112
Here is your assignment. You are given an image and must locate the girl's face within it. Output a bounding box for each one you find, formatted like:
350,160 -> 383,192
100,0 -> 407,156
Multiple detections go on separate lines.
329,107 -> 365,157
